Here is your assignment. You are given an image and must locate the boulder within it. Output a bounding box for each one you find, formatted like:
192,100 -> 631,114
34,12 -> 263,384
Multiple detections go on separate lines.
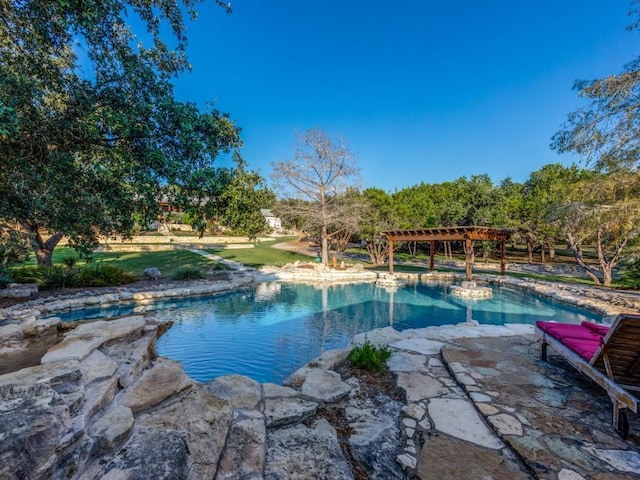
142,267 -> 161,280
89,406 -> 135,453
0,382 -> 70,480
301,369 -> 351,403
204,374 -> 262,410
101,428 -> 189,480
137,387 -> 233,480
265,418 -> 354,480
264,397 -> 317,428
120,358 -> 193,414
215,410 -> 266,480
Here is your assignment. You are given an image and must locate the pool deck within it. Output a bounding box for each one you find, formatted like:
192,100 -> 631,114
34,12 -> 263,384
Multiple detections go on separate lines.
404,332 -> 640,479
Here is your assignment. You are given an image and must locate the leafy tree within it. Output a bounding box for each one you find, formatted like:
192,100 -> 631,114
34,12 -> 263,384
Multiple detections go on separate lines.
555,170 -> 640,286
519,164 -> 588,262
0,0 -> 239,266
271,128 -> 361,265
360,188 -> 398,265
0,225 -> 31,281
219,153 -> 276,237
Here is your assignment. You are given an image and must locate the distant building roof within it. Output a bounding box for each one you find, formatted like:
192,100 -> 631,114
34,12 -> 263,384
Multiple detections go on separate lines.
260,209 -> 276,217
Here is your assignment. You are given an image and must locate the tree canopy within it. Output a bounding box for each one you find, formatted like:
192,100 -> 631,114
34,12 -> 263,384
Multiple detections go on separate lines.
0,0 -> 240,265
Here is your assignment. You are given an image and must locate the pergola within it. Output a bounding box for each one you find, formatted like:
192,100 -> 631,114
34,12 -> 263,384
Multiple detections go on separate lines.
383,226 -> 514,280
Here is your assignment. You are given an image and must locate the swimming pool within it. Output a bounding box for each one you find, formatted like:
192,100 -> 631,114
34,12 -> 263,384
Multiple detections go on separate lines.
53,281 -> 600,384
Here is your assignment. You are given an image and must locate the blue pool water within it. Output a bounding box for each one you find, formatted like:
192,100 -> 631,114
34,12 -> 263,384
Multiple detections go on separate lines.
53,281 -> 600,384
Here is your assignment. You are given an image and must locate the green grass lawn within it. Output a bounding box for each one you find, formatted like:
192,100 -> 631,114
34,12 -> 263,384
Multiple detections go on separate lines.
207,238 -> 314,268
17,247 -> 226,278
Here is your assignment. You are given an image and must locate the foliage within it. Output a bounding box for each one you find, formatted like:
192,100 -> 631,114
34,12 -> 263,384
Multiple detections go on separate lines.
172,267 -> 205,281
552,5 -> 640,173
76,265 -> 137,287
271,128 -> 361,265
0,226 -> 31,281
348,340 -> 392,373
61,256 -> 78,269
621,256 -> 640,289
0,0 -> 239,267
218,152 -> 276,236
10,266 -> 41,285
40,266 -> 79,290
554,170 -> 640,286
10,263 -> 137,289
359,188 -> 397,265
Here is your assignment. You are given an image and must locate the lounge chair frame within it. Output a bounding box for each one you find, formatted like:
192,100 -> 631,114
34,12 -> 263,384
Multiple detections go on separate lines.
536,314 -> 640,438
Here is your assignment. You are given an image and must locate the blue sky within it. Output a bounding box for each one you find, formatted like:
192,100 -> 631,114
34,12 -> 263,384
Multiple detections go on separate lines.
170,0 -> 639,192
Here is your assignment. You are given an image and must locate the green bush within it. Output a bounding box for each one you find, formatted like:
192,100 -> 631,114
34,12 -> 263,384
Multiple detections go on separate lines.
621,256 -> 640,289
348,340 -> 392,373
10,266 -> 42,284
172,267 -> 205,281
76,264 -> 138,287
0,268 -> 12,288
40,265 -> 79,290
61,255 -> 78,269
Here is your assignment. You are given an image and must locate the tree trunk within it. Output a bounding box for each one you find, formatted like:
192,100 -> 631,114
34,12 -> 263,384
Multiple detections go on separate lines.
32,231 -> 64,267
527,241 -> 533,264
566,233 -> 602,285
548,244 -> 555,260
321,224 -> 329,266
540,241 -> 546,263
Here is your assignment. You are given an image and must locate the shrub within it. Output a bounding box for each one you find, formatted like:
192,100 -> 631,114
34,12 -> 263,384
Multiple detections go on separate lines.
0,268 -> 12,288
348,340 -> 392,373
10,266 -> 42,284
40,265 -> 78,290
61,255 -> 78,269
172,267 -> 205,281
621,257 -> 640,289
76,264 -> 138,287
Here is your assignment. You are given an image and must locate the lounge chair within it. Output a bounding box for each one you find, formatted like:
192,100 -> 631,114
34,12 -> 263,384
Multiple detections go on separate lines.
535,315 -> 640,438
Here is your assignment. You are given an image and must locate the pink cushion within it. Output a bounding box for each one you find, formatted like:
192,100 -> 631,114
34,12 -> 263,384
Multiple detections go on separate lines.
536,321 -> 601,341
560,337 -> 601,361
581,321 -> 609,337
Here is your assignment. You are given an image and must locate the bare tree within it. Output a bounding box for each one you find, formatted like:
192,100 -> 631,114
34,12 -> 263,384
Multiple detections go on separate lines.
271,128 -> 360,266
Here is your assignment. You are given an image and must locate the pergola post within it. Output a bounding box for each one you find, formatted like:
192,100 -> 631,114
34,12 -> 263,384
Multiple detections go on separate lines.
429,241 -> 435,271
388,239 -> 394,274
500,240 -> 506,275
465,238 -> 473,281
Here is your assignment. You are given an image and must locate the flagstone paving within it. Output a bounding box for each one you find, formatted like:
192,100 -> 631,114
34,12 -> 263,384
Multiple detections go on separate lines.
440,335 -> 640,480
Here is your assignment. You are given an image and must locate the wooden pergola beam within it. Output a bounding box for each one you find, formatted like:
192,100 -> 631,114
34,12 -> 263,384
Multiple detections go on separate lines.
383,225 -> 514,280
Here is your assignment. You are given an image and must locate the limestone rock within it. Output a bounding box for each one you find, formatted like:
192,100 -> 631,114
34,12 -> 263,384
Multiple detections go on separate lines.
263,382 -> 299,399
346,396 -> 404,479
396,372 -> 448,401
42,316 -> 146,364
137,387 -> 233,480
417,430 -> 530,480
215,411 -> 266,480
264,396 -> 317,428
428,398 -> 504,449
265,418 -> 354,480
204,374 -> 262,409
301,369 -> 351,403
142,267 -> 161,280
120,358 -> 193,414
387,351 -> 429,373
101,428 -> 189,480
89,406 -> 134,453
0,382 -> 70,480
80,349 -> 118,384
